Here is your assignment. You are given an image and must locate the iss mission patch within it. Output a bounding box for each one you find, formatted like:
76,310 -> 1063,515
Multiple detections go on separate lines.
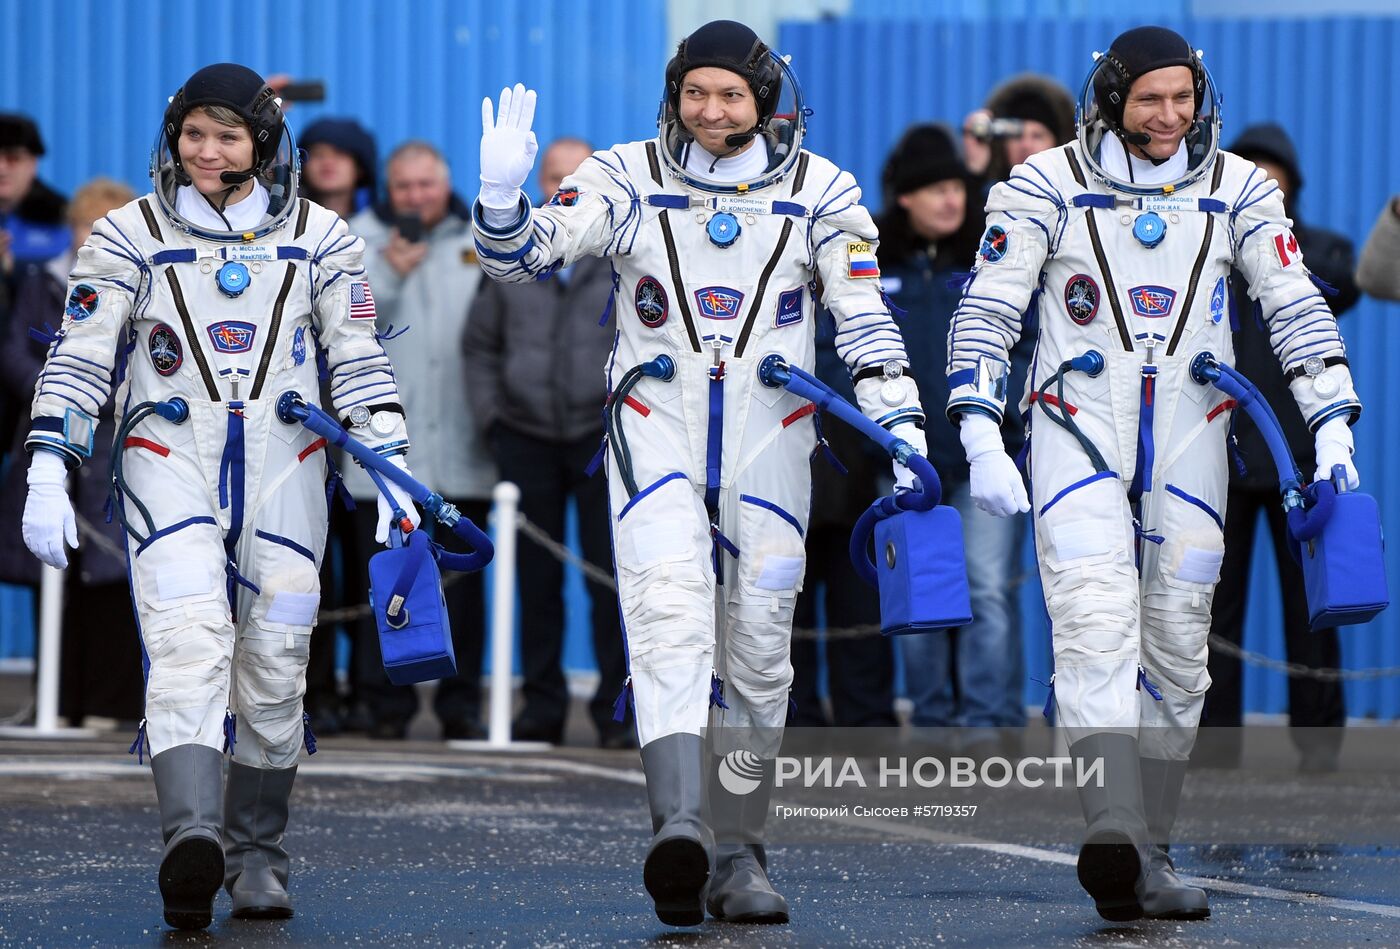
149,323 -> 182,376
1064,274 -> 1099,325
635,276 -> 669,327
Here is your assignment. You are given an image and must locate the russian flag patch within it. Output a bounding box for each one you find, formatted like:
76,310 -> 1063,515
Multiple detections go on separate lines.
847,241 -> 880,279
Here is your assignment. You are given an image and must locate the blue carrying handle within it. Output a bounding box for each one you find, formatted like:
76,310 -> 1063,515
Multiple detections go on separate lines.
755,356 -> 941,589
1191,353 -> 1333,541
758,357 -> 942,509
278,394 -> 494,573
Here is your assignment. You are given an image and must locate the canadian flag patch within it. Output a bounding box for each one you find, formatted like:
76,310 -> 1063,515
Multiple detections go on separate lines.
1274,231 -> 1300,268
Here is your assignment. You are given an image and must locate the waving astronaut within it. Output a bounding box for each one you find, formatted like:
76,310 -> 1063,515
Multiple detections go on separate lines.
946,26 -> 1362,922
19,64 -> 419,930
474,20 -> 926,927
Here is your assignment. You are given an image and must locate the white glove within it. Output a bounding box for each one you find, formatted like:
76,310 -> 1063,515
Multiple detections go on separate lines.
22,451 -> 78,569
375,454 -> 423,545
889,421 -> 928,493
479,83 -> 539,211
959,413 -> 1029,517
1313,416 -> 1360,490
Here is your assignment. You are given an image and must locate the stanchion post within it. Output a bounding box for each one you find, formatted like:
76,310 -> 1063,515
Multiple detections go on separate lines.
0,564 -> 96,739
488,481 -> 520,748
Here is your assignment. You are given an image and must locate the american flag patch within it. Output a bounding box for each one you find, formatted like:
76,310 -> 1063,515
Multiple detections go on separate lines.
349,281 -> 376,320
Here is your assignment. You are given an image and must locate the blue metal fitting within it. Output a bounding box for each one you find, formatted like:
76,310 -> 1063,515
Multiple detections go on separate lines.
1070,350 -> 1105,377
216,261 -> 251,298
276,391 -> 306,425
1189,352 -> 1219,386
1132,211 -> 1167,249
640,354 -> 675,381
154,397 -> 189,424
706,212 -> 741,248
757,353 -> 790,389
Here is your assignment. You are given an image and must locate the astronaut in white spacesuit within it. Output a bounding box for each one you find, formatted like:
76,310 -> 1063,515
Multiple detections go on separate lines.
946,27 -> 1361,921
19,64 -> 418,930
474,20 -> 925,927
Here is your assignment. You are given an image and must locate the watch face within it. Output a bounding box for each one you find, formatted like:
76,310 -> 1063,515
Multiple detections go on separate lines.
1304,356 -> 1326,377
882,359 -> 903,381
349,405 -> 372,427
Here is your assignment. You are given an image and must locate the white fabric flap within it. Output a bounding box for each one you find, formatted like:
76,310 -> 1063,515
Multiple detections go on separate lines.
156,562 -> 213,602
1052,521 -> 1109,562
753,555 -> 804,592
628,520 -> 692,566
1176,546 -> 1223,585
265,591 -> 320,627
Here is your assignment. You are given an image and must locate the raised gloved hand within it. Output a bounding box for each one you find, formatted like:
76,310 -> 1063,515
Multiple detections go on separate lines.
1313,416 -> 1360,490
22,451 -> 78,569
889,420 -> 928,494
375,454 -> 423,545
479,83 -> 539,211
959,412 -> 1029,517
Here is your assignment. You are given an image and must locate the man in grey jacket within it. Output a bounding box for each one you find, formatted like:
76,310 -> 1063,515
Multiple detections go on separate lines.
345,140 -> 496,739
1357,194 -> 1400,301
463,137 -> 632,748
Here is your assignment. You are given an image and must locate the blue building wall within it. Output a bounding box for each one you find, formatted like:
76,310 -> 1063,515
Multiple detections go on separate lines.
2,2 -> 1397,717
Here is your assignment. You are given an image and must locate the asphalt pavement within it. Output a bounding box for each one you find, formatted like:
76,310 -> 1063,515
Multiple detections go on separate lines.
3,725 -> 1400,948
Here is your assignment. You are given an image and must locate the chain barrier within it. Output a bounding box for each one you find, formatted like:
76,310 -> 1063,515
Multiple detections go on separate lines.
67,506 -> 1400,680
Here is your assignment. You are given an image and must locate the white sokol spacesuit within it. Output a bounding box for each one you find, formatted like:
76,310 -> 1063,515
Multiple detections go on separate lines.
947,29 -> 1360,921
475,21 -> 924,927
21,64 -> 412,929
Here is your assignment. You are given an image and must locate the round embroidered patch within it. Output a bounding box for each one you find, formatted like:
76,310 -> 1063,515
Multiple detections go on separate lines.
149,323 -> 182,376
1065,274 -> 1100,325
635,276 -> 668,328
979,225 -> 1009,263
65,284 -> 100,322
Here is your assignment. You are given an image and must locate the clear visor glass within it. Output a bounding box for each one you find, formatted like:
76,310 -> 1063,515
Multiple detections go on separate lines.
1074,53 -> 1222,195
657,52 -> 805,193
149,122 -> 299,241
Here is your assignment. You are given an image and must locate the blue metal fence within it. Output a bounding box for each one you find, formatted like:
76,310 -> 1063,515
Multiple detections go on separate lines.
1,2 -> 1396,717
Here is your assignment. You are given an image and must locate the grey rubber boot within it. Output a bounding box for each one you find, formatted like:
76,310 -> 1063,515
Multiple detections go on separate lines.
1070,732 -> 1151,922
706,755 -> 789,924
1140,756 -> 1210,920
640,733 -> 714,926
151,744 -> 226,931
224,759 -> 298,919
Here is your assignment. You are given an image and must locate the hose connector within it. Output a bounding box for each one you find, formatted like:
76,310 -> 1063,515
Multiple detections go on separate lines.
1190,351 -> 1219,386
758,353 -> 790,389
153,398 -> 189,424
1068,350 -> 1105,377
276,391 -> 306,425
639,354 -> 675,381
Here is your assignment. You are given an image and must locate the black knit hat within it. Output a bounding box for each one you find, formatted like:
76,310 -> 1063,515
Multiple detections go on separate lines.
882,123 -> 970,199
0,113 -> 45,156
996,89 -> 1061,137
301,117 -> 378,190
1229,122 -> 1302,193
